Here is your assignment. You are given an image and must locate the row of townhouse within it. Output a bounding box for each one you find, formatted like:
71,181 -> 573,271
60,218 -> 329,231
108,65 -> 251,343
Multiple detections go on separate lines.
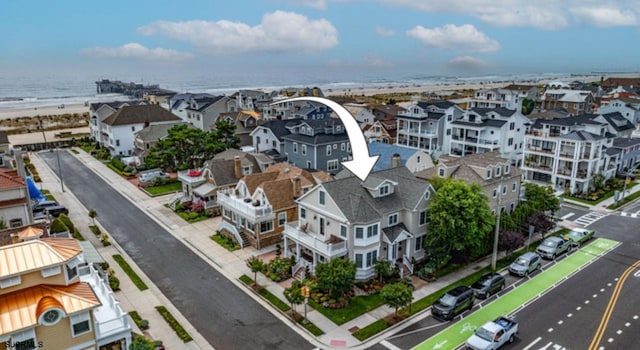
395,100 -> 530,165
521,113 -> 636,194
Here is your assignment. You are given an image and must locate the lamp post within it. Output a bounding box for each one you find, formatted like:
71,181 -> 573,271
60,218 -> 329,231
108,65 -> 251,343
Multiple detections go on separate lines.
491,174 -> 505,272
621,162 -> 639,201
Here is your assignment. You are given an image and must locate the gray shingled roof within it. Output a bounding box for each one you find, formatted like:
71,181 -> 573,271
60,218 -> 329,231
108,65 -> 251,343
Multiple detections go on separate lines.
471,107 -> 517,117
282,133 -> 349,145
258,118 -> 303,139
417,101 -> 455,110
102,104 -> 181,126
383,223 -> 411,242
452,119 -> 507,127
536,114 -> 604,127
599,112 -> 635,132
321,167 -> 430,223
613,137 -> 640,148
560,130 -> 605,141
134,121 -> 190,142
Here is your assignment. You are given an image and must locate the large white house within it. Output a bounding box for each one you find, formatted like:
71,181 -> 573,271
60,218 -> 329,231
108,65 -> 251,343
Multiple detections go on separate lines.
449,108 -> 530,165
283,166 -> 435,280
396,101 -> 464,155
100,104 -> 182,156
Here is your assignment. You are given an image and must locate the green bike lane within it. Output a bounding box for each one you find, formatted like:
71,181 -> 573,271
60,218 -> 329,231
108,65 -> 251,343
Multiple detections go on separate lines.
414,238 -> 619,350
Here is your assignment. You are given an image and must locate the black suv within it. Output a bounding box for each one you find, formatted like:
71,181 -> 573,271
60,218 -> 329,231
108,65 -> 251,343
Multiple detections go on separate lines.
471,272 -> 506,299
431,285 -> 474,321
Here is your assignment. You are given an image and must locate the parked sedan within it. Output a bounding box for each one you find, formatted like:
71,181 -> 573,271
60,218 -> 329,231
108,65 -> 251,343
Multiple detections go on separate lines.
471,272 -> 506,299
562,228 -> 595,246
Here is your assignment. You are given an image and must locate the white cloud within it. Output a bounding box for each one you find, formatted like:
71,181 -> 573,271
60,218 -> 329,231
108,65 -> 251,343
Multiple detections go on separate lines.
407,24 -> 499,53
370,0 -> 640,29
137,11 -> 338,56
80,43 -> 193,62
570,7 -> 637,27
447,56 -> 489,70
375,26 -> 395,37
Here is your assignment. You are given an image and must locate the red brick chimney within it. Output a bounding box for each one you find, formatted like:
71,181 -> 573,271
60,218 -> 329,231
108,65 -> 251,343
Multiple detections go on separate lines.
234,156 -> 242,179
292,175 -> 301,197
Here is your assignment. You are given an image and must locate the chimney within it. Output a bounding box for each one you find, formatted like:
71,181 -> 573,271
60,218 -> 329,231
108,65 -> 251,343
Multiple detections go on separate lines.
234,156 -> 242,179
144,119 -> 150,128
292,175 -> 302,197
391,153 -> 402,168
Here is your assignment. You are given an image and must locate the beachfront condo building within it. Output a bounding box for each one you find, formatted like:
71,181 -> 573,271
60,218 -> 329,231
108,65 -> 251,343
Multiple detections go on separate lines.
521,115 -> 618,194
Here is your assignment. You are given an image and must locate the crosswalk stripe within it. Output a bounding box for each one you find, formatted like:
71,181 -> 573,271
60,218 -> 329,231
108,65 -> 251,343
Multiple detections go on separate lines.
380,340 -> 403,350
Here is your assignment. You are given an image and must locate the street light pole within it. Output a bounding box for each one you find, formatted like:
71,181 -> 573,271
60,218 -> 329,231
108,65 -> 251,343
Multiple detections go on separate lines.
621,162 -> 639,201
491,175 -> 504,272
56,147 -> 65,192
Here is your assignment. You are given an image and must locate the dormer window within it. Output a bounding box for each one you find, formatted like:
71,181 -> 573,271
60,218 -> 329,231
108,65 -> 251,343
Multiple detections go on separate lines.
505,164 -> 510,174
495,166 -> 501,177
438,168 -> 445,177
319,190 -> 326,205
486,167 -> 492,179
379,185 -> 389,196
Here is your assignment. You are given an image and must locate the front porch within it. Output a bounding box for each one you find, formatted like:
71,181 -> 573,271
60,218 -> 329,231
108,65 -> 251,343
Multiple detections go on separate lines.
382,224 -> 415,278
283,221 -> 347,278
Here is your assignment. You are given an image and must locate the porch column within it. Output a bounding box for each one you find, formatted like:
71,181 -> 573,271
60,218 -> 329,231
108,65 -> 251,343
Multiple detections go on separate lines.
296,243 -> 301,259
406,238 -> 412,257
386,243 -> 392,261
312,252 -> 317,267
283,236 -> 289,258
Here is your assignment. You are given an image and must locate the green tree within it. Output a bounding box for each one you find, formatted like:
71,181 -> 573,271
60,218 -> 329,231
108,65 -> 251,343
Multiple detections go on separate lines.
521,98 -> 535,115
212,119 -> 241,149
49,218 -> 69,234
373,259 -> 392,284
129,335 -> 155,350
88,208 -> 97,225
315,258 -> 356,299
498,230 -> 526,256
246,256 -> 265,286
380,282 -> 413,318
145,124 -> 225,170
523,183 -> 559,213
283,280 -> 305,314
425,179 -> 494,262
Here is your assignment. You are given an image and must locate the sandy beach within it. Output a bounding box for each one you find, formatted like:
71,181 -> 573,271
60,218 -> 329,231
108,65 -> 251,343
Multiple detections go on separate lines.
0,104 -> 89,120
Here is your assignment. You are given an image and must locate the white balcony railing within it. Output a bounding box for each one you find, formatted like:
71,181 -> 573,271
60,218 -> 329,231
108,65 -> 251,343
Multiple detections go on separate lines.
79,264 -> 131,340
218,192 -> 273,220
284,221 -> 347,258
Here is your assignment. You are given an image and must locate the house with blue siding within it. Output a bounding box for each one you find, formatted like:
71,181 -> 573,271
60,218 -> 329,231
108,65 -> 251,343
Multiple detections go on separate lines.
282,118 -> 351,174
367,141 -> 434,173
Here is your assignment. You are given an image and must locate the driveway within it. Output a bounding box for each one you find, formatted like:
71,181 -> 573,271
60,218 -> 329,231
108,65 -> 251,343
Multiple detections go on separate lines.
38,151 -> 313,350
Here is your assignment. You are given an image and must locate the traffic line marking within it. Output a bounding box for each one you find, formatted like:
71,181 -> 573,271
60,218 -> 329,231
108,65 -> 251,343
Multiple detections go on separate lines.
381,340 -> 403,350
522,336 -> 542,350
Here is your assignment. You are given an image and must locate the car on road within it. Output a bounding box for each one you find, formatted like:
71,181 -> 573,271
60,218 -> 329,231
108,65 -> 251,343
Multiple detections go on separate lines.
465,315 -> 518,350
561,228 -> 595,246
471,272 -> 506,299
536,236 -> 572,259
431,285 -> 475,321
509,252 -> 541,277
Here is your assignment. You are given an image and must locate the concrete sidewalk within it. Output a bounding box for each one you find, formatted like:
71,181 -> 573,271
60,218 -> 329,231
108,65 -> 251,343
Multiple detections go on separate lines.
33,147 -> 637,350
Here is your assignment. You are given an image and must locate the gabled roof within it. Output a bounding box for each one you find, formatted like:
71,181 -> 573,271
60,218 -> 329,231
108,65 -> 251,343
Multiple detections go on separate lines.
134,121 -> 190,142
282,133 -> 350,144
598,112 -> 635,132
602,77 -> 640,88
0,169 -> 25,190
542,89 -> 593,103
185,96 -> 226,112
417,101 -> 455,110
320,167 -> 430,223
535,114 -> 605,127
90,100 -> 147,112
416,151 -> 521,186
102,104 -> 181,126
0,238 -> 82,277
471,107 -> 517,117
561,130 -> 605,141
252,118 -> 303,140
0,283 -> 100,335
503,84 -> 537,92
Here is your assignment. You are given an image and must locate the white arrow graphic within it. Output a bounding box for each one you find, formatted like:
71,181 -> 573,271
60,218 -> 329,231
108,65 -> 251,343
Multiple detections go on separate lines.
275,96 -> 379,181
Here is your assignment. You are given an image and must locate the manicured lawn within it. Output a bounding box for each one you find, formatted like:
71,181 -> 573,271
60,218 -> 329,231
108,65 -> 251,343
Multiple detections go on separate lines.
145,180 -> 182,196
258,288 -> 291,312
112,254 -> 148,291
353,319 -> 390,341
562,182 -> 637,205
309,293 -> 385,325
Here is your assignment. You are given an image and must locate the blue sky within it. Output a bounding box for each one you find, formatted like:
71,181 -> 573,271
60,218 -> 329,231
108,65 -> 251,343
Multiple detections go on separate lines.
2,0 -> 640,80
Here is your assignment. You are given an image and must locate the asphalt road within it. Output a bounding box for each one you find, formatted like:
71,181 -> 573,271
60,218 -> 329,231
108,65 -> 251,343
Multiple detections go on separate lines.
40,152 -> 313,350
378,211 -> 640,350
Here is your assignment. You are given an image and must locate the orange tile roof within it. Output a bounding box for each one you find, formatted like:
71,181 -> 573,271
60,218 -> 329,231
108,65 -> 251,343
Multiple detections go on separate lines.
0,169 -> 25,190
0,283 -> 100,335
0,239 -> 82,277
16,226 -> 43,240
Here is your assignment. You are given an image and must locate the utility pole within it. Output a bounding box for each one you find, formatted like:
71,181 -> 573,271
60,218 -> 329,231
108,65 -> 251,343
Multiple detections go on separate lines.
56,147 -> 65,192
491,174 -> 505,272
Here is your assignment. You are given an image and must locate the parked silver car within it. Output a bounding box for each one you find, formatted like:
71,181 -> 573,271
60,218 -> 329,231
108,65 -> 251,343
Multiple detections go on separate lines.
509,252 -> 542,277
536,236 -> 571,259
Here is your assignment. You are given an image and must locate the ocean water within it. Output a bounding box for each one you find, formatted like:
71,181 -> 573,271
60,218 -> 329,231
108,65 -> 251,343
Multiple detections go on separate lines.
0,70 -> 585,110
